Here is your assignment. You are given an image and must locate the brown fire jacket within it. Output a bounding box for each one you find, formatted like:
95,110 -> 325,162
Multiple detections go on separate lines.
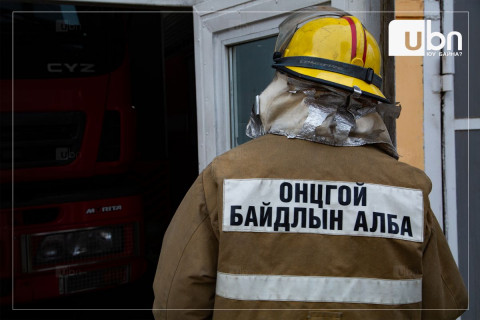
153,134 -> 467,320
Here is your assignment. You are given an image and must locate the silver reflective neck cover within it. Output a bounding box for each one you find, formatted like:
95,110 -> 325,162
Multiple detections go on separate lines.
246,72 -> 401,159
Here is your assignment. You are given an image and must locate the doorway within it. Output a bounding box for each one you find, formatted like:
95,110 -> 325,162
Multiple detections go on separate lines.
0,2 -> 198,319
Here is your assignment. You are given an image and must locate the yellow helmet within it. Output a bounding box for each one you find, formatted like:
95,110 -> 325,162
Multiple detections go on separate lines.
273,7 -> 388,102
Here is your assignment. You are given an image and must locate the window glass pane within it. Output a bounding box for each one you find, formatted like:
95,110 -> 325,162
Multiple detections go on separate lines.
230,36 -> 276,147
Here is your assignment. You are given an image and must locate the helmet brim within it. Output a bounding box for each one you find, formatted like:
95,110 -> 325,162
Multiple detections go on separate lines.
278,65 -> 390,103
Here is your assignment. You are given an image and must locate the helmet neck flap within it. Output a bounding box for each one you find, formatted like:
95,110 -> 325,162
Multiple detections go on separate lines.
246,72 -> 401,158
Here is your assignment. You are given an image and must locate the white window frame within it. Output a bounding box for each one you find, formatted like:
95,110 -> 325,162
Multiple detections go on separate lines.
440,0 -> 459,265
193,0 -> 330,171
423,0 -> 445,234
193,0 -> 386,171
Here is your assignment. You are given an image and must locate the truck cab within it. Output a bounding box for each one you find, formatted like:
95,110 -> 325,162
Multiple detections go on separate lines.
0,3 -> 146,304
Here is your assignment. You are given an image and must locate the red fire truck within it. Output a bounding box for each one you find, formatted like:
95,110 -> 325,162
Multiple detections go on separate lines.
0,4 -> 146,304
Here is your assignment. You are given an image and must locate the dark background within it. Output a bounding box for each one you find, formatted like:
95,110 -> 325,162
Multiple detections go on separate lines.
0,2 -> 199,319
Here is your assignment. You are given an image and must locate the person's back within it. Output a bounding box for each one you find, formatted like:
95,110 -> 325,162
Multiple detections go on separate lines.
153,6 -> 467,320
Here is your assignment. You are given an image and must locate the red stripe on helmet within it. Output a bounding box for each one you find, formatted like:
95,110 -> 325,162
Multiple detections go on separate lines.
342,16 -> 357,59
362,27 -> 367,65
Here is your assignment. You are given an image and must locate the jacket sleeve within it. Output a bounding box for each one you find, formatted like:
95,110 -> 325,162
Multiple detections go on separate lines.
153,169 -> 219,320
421,209 -> 468,319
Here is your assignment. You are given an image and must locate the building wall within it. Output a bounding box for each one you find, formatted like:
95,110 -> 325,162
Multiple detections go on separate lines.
395,0 -> 425,170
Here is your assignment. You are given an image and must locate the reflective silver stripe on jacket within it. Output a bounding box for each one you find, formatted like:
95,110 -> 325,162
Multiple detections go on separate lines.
216,272 -> 422,305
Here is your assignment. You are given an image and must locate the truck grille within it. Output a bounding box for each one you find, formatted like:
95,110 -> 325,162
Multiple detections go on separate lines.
0,111 -> 85,169
59,265 -> 129,294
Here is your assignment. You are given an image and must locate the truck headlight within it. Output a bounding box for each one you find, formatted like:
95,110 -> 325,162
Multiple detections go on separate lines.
36,234 -> 65,263
66,228 -> 115,257
29,225 -> 125,269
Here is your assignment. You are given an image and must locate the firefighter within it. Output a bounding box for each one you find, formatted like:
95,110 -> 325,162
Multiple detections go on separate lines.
153,7 -> 467,320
